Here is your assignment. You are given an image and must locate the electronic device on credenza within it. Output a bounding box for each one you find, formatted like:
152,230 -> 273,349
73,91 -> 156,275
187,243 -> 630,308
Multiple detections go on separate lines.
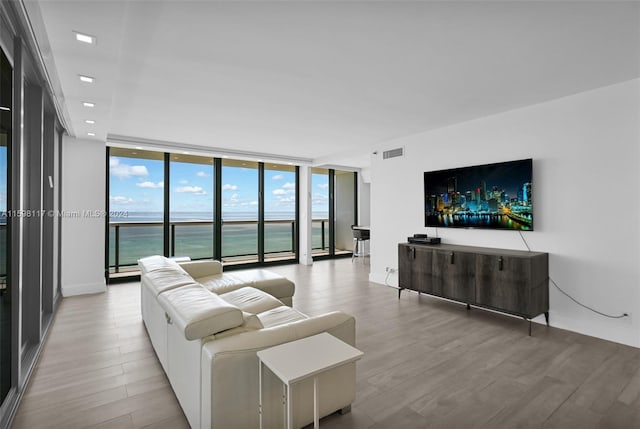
407,234 -> 441,245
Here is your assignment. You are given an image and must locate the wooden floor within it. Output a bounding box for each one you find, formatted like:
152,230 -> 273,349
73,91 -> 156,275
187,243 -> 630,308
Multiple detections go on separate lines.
12,258 -> 640,428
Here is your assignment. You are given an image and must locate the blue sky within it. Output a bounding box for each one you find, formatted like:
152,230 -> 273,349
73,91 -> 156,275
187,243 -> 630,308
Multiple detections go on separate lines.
109,156 -> 329,217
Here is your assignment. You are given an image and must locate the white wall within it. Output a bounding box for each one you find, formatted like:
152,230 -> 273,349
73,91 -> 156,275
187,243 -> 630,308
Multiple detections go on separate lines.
370,79 -> 640,347
61,136 -> 106,296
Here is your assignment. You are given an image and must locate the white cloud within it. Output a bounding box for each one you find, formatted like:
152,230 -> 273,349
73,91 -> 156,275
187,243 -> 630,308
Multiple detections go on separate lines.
249,201 -> 258,206
136,181 -> 164,189
109,157 -> 149,179
110,195 -> 133,204
179,179 -> 188,185
317,183 -> 329,190
175,186 -> 207,195
222,184 -> 238,191
272,174 -> 284,181
312,193 -> 328,203
196,171 -> 209,178
273,182 -> 296,196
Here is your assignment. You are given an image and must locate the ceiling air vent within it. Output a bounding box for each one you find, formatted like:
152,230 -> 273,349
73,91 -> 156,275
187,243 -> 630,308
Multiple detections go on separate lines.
383,147 -> 404,160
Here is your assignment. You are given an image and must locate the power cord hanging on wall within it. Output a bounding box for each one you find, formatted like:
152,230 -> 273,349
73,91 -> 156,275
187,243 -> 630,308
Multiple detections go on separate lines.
518,231 -> 629,319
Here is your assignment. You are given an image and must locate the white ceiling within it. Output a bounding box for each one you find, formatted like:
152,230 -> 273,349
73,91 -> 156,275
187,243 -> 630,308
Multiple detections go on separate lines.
26,1 -> 640,168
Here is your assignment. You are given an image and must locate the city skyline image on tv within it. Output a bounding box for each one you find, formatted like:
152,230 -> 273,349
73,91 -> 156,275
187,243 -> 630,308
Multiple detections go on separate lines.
424,158 -> 533,231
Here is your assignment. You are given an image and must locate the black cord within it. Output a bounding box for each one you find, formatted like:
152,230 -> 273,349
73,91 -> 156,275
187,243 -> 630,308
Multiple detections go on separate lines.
549,277 -> 628,319
518,230 -> 531,251
518,231 -> 629,319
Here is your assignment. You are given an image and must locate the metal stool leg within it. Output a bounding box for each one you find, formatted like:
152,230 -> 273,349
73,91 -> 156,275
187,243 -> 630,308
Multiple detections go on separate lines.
352,238 -> 358,262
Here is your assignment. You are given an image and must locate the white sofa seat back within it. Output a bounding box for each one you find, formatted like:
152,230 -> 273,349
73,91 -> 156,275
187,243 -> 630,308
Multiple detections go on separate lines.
196,269 -> 295,306
158,284 -> 244,340
139,254 -> 187,275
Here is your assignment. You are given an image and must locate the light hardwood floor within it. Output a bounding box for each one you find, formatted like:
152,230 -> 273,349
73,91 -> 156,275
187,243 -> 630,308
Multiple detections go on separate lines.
12,258 -> 640,428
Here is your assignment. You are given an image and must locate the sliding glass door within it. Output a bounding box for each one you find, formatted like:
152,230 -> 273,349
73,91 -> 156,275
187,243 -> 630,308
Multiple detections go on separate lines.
221,159 -> 259,264
169,154 -> 214,259
0,46 -> 11,405
310,168 -> 357,259
311,168 -> 330,255
264,163 -> 297,261
108,148 -> 165,274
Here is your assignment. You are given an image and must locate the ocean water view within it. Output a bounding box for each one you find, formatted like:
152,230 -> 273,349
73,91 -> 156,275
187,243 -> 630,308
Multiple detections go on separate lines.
109,211 -> 329,268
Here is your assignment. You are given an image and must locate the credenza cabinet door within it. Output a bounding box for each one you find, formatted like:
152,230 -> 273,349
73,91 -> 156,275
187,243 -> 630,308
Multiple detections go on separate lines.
433,250 -> 475,303
414,246 -> 438,295
398,245 -> 438,295
476,255 -> 529,315
398,245 -> 415,290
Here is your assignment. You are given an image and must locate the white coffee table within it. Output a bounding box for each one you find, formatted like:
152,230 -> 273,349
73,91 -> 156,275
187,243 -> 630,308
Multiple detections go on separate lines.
257,332 -> 363,429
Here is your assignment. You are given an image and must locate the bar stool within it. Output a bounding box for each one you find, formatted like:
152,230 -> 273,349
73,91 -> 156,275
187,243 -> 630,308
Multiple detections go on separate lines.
351,226 -> 370,263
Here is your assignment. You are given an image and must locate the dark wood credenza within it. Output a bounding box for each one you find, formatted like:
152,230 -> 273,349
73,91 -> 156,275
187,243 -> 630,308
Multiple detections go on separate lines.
398,243 -> 549,334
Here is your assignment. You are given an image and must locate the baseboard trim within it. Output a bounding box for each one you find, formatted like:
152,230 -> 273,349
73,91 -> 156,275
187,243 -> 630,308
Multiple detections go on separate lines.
61,281 -> 106,297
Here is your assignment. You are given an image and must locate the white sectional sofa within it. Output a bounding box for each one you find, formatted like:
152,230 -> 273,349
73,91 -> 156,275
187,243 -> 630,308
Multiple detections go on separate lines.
138,256 -> 357,428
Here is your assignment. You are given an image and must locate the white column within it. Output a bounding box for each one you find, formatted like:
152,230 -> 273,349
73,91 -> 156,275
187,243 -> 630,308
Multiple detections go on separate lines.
298,166 -> 313,265
61,136 -> 107,296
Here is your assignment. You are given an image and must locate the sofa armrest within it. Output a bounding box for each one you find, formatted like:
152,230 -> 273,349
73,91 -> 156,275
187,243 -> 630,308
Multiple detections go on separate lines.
178,260 -> 223,278
200,311 -> 356,428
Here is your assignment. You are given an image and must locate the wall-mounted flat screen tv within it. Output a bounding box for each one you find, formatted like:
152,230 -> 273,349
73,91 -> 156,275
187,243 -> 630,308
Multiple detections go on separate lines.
424,158 -> 533,231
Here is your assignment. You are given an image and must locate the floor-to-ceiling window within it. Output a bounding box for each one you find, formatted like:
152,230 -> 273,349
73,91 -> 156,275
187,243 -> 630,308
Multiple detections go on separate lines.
0,45 -> 12,406
264,163 -> 297,261
311,168 -> 330,255
221,159 -> 259,264
108,148 -> 165,275
311,168 -> 357,259
334,170 -> 357,255
169,154 -> 214,260
106,151 -> 299,280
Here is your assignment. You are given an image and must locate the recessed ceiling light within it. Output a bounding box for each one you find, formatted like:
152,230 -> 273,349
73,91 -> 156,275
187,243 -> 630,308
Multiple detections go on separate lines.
287,162 -> 294,165
74,31 -> 95,44
87,132 -> 95,137
0,106 -> 9,111
182,151 -> 189,155
135,146 -> 142,150
85,119 -> 95,124
82,102 -> 95,108
222,155 -> 229,159
257,159 -> 263,162
79,75 -> 94,83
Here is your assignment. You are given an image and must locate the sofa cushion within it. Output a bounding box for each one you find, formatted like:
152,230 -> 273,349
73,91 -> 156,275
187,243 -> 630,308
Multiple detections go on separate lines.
242,311 -> 264,330
211,311 -> 265,340
198,269 -> 294,300
138,255 -> 188,276
219,287 -> 284,314
178,260 -> 223,278
257,306 -> 308,328
158,284 -> 243,340
141,269 -> 193,297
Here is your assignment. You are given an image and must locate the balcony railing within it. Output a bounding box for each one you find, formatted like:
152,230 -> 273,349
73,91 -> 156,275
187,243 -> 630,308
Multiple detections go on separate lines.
108,219 -> 330,272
